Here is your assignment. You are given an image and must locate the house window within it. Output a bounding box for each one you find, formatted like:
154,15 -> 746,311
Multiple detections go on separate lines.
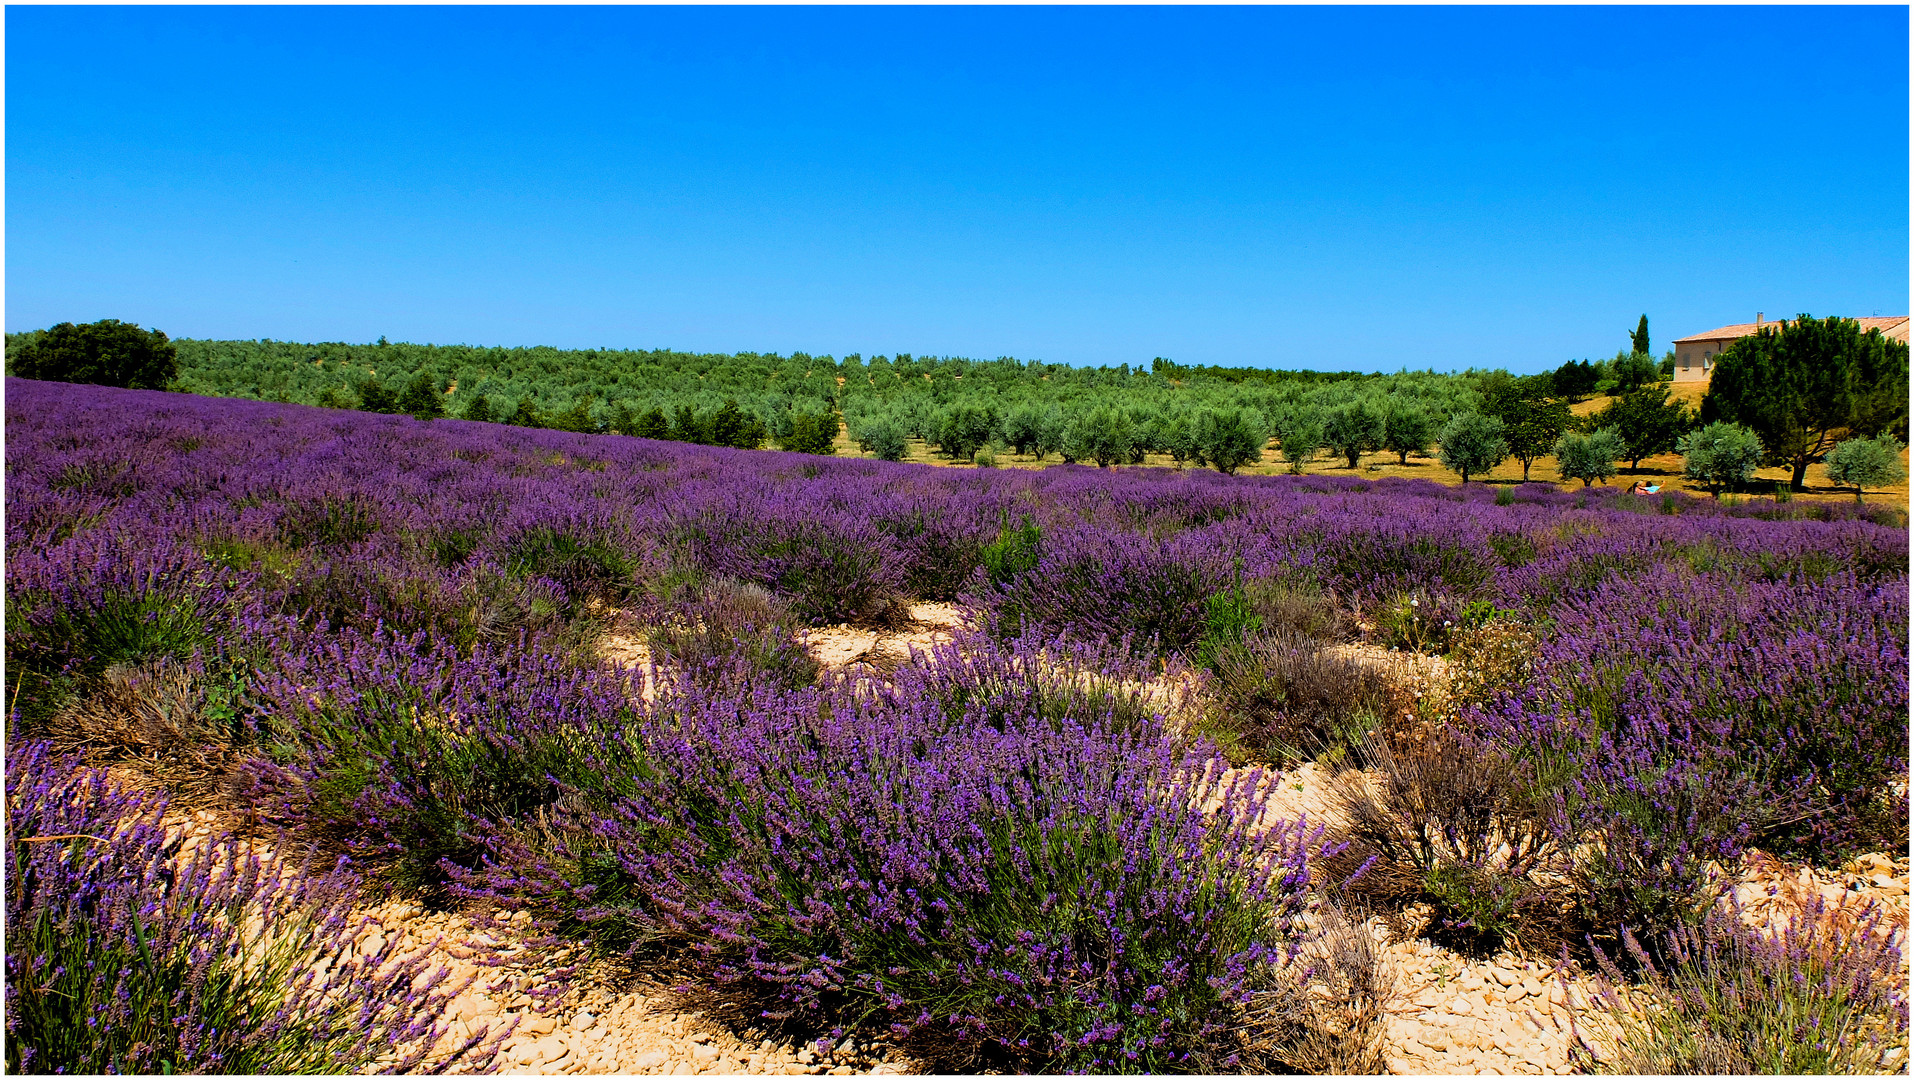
1703,352 -> 1713,369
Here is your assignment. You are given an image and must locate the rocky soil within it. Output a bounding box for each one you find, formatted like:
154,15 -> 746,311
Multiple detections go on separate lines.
154,608 -> 1906,1077
795,602 -> 966,672
365,904 -> 918,1076
333,832 -> 1907,1077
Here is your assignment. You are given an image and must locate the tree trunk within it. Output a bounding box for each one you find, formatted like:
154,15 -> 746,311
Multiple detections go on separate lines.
1522,458 -> 1533,481
1791,456 -> 1811,492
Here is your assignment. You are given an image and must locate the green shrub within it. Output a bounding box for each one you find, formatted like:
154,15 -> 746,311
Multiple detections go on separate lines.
1679,421 -> 1764,497
1437,413 -> 1508,484
1554,427 -> 1624,487
978,518 -> 1042,586
6,320 -> 178,390
1825,434 -> 1907,502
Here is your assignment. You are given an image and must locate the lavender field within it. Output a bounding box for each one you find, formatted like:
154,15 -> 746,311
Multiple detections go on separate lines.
7,377 -> 1909,1074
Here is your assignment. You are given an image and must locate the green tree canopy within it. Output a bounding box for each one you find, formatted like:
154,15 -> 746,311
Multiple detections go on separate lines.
1480,373 -> 1569,481
632,406 -> 670,440
399,372 -> 445,420
1195,408 -> 1266,476
1549,359 -> 1602,402
1553,428 -> 1623,487
1000,406 -> 1050,458
1610,350 -> 1658,394
1630,315 -> 1650,357
1064,406 -> 1137,468
7,320 -> 179,390
778,408 -> 840,455
708,399 -> 767,449
1437,412 -> 1507,484
1379,402 -> 1436,465
358,377 -> 400,414
935,403 -> 996,462
1700,314 -> 1911,490
1824,435 -> 1907,503
1322,399 -> 1384,469
1589,382 -> 1693,469
852,415 -> 909,461
1270,408 -> 1321,475
1678,421 -> 1763,497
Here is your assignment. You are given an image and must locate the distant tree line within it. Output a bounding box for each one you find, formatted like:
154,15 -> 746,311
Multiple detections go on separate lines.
7,315 -> 1901,491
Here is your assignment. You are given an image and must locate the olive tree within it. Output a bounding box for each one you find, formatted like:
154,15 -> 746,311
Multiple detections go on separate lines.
1322,399 -> 1384,469
935,404 -> 995,462
1437,412 -> 1507,484
1195,407 -> 1266,476
1380,402 -> 1436,464
1678,421 -> 1763,497
1553,427 -> 1623,487
1270,408 -> 1322,475
1824,435 -> 1907,503
853,415 -> 910,461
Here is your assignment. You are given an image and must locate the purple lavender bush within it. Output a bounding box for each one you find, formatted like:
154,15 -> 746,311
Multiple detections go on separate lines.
1474,572 -> 1909,942
1575,896 -> 1909,1074
641,577 -> 821,691
455,637 -> 1337,1071
6,378 -> 1908,1066
239,625 -> 648,898
5,742 -> 499,1074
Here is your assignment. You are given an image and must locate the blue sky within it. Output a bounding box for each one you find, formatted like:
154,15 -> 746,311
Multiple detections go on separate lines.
6,6 -> 1907,374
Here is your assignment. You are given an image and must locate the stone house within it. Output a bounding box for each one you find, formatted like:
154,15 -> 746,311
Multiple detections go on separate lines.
1672,314 -> 1911,383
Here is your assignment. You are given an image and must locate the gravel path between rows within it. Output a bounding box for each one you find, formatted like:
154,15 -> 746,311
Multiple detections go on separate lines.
150,607 -> 1907,1077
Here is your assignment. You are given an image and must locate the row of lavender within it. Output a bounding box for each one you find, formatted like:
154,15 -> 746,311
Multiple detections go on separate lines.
7,379 -> 1908,1072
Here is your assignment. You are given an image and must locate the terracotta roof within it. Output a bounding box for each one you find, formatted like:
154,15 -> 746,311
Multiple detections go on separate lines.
1674,316 -> 1909,344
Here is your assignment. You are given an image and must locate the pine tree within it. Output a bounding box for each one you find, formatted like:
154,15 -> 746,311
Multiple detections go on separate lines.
398,372 -> 444,420
357,377 -> 399,414
1589,383 -> 1693,469
1630,315 -> 1650,357
1702,315 -> 1911,490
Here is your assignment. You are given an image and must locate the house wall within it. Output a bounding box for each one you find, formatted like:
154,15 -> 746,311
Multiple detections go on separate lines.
1673,338 -> 1734,383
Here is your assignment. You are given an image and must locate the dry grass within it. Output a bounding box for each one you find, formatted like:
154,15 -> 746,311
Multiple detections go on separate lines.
1202,632 -> 1404,767
46,659 -> 248,808
1324,726 -> 1572,957
1219,898 -> 1399,1075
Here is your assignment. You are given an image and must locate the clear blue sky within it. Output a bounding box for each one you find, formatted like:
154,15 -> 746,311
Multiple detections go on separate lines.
7,6 -> 1907,374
